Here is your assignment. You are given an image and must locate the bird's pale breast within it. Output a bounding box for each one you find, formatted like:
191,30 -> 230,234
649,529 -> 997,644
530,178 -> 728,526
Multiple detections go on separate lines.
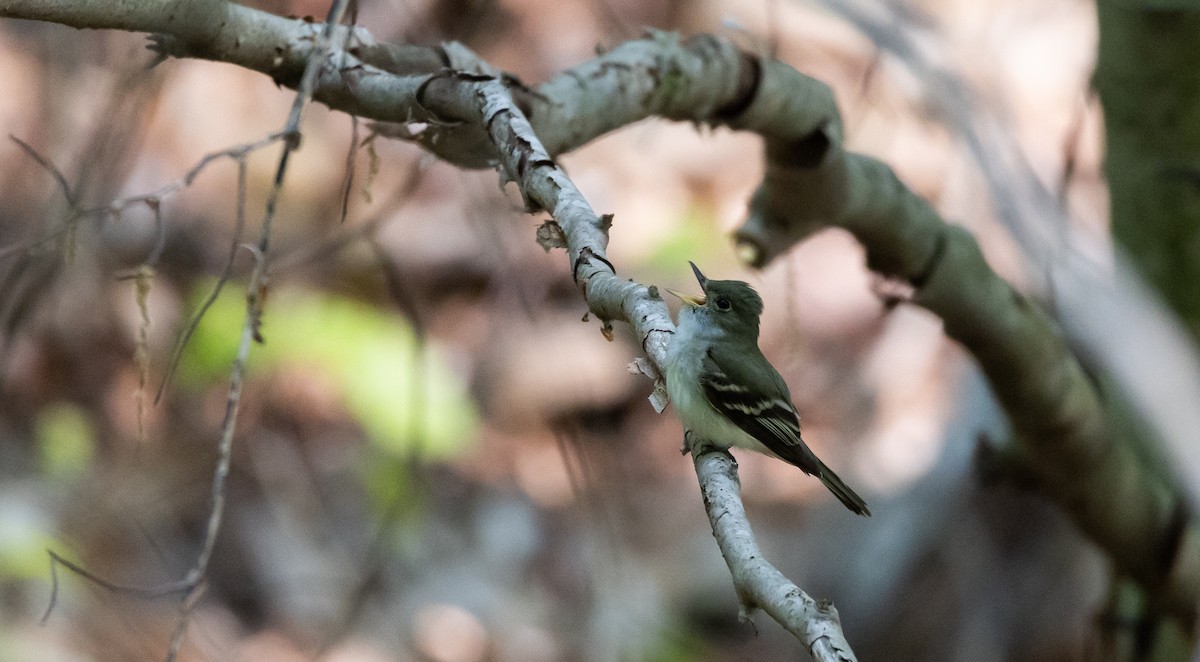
667,312 -> 775,456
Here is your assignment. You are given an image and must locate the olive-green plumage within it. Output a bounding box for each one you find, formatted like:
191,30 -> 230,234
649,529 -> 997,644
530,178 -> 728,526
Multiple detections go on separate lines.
666,262 -> 869,516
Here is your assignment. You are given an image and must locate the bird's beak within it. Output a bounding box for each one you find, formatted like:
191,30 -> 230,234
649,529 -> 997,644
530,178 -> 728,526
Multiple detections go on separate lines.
689,261 -> 708,289
667,288 -> 706,307
667,261 -> 709,307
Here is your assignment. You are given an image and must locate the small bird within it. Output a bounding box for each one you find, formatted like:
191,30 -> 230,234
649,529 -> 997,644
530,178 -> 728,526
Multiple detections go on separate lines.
666,262 -> 870,516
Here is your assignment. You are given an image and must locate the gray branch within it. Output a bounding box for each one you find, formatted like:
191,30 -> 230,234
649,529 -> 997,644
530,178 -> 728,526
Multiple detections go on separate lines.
9,0 -> 1193,644
694,449 -> 856,661
0,0 -> 859,654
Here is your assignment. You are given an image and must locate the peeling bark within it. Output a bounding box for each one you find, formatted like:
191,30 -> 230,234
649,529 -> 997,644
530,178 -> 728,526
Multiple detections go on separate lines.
2,0 -> 1196,644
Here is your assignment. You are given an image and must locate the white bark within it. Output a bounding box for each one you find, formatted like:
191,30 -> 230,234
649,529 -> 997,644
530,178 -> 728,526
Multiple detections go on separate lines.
9,0 -> 1194,641
694,450 -> 857,662
0,0 -> 859,655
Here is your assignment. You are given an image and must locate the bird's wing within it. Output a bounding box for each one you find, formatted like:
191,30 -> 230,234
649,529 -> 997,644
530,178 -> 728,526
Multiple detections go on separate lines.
699,346 -> 872,516
698,346 -> 820,475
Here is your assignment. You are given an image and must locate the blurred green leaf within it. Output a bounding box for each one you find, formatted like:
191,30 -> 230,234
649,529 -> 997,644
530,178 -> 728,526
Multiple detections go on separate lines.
643,205 -> 724,273
0,503 -> 56,581
35,403 -> 94,478
179,284 -> 477,458
641,625 -> 708,662
360,452 -> 426,520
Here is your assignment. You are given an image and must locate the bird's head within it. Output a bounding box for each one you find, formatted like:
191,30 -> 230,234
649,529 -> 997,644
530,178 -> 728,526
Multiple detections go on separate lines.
667,262 -> 764,339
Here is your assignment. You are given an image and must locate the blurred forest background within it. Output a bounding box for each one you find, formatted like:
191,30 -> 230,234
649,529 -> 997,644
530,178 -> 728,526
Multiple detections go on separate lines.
0,0 -> 1193,660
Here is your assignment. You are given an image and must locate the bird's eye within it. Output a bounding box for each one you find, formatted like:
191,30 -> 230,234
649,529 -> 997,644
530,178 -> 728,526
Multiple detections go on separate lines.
715,297 -> 732,311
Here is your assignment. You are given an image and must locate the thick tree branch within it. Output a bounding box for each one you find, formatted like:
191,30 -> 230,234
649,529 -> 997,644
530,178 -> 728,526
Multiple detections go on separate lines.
731,95 -> 1200,626
0,1 -> 854,653
533,30 -> 1200,626
505,18 -> 1200,627
8,0 -> 1194,642
395,51 -> 858,652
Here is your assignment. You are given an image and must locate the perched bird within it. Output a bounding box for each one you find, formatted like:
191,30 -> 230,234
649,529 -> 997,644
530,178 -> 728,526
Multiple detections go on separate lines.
666,262 -> 870,516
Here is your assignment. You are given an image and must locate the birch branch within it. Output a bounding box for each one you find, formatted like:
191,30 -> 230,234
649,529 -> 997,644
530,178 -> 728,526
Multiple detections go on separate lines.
12,0 -> 1190,643
521,25 -> 1200,627
694,449 -> 856,662
725,69 -> 1200,625
0,0 -> 859,653
400,47 -> 858,654
499,29 -> 1200,625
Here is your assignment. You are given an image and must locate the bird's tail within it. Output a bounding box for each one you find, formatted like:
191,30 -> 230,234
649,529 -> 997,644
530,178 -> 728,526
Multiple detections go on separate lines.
817,462 -> 871,517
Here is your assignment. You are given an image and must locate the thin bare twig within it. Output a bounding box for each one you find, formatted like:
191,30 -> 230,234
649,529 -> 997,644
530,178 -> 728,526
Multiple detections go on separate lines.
79,132 -> 288,218
9,135 -> 77,206
163,242 -> 264,661
3,137 -> 80,266
271,156 -> 424,275
335,2 -> 362,226
165,580 -> 207,661
164,0 -> 353,657
9,6 -> 866,651
133,266 -> 154,443
41,550 -> 192,625
0,226 -> 72,263
2,133 -> 283,272
155,158 -> 250,403
128,199 -> 168,441
39,2 -> 353,659
339,115 -> 360,224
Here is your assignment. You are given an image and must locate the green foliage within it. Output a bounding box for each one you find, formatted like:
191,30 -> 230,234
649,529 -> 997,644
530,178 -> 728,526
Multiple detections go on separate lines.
360,452 -> 430,527
35,402 -> 95,478
641,624 -> 709,662
178,284 -> 477,458
644,204 -> 725,273
0,503 -> 57,582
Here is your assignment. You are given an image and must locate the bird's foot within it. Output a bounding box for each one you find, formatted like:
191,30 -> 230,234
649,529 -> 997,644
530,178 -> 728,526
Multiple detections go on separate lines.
682,431 -> 727,458
681,430 -> 694,455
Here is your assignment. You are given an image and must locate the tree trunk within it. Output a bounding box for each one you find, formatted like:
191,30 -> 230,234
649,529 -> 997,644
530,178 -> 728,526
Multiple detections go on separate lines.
1096,0 -> 1200,342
